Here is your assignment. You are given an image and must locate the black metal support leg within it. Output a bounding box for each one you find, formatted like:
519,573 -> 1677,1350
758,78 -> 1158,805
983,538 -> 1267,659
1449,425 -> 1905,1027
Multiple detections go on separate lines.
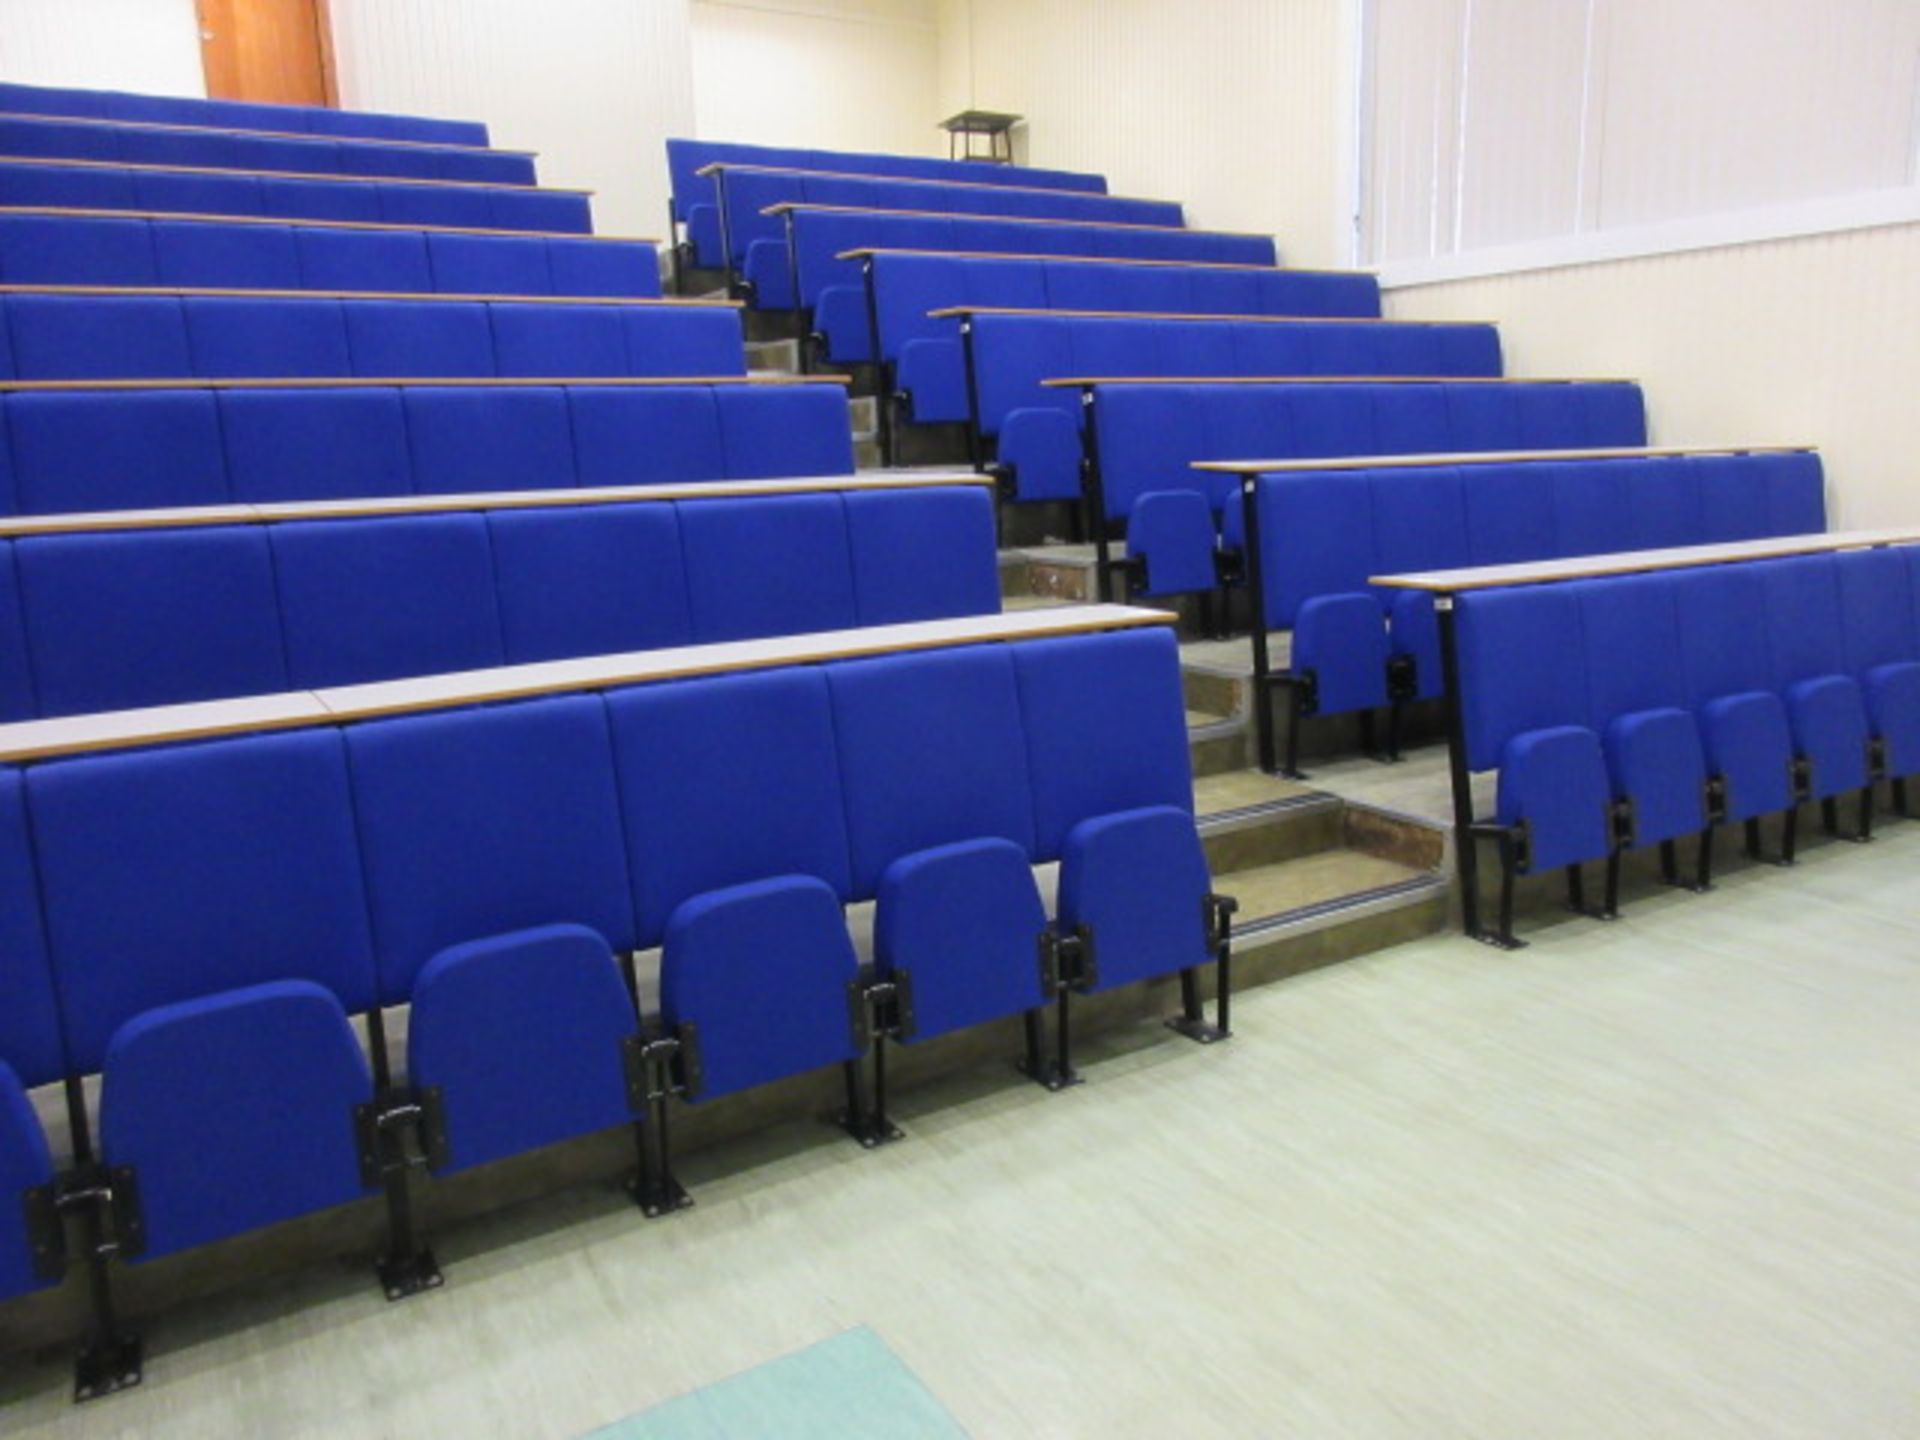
1696,827 -> 1715,891
1894,777 -> 1912,818
839,1042 -> 903,1149
1024,989 -> 1081,1091
1435,595 -> 1484,941
1782,806 -> 1800,864
1857,785 -> 1875,842
630,1098 -> 691,1219
1602,851 -> 1622,918
71,1213 -> 141,1403
1659,839 -> 1679,886
1165,897 -> 1234,1044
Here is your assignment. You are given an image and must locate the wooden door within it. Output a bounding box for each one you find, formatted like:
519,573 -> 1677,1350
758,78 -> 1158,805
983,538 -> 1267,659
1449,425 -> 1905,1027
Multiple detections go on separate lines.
197,0 -> 336,109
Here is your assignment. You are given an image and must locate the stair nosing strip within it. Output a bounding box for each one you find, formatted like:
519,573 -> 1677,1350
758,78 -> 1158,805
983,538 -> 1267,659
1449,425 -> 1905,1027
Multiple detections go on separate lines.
1231,873 -> 1447,938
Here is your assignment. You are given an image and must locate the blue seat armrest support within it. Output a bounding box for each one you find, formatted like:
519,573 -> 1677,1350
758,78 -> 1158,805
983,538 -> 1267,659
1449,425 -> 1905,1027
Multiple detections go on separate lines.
813,284 -> 871,365
741,238 -> 795,311
894,336 -> 970,425
1125,489 -> 1219,598
997,407 -> 1084,504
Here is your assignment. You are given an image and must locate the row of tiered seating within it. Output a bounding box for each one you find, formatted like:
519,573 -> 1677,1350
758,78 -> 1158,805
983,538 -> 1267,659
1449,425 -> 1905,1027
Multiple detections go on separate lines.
714,166 -> 1183,296
823,249 -> 1379,371
1450,545 -> 1920,942
665,136 -> 1106,269
0,616 -> 1229,1382
0,479 -> 999,717
969,312 -> 1506,481
0,113 -> 536,185
773,208 -> 1278,312
1232,449 -> 1826,774
0,79 -> 490,146
0,378 -> 856,513
0,210 -> 660,294
0,157 -> 593,232
0,292 -> 741,379
1082,378 -> 1649,596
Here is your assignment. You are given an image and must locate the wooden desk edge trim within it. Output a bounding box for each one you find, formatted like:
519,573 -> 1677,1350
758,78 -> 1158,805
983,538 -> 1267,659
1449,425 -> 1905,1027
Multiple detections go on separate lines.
0,108 -> 518,155
0,473 -> 995,537
0,151 -> 592,194
0,374 -> 851,393
0,607 -> 1175,762
0,204 -> 656,242
0,284 -> 733,308
1369,530 -> 1919,593
1041,375 -> 1639,388
1192,444 -> 1820,474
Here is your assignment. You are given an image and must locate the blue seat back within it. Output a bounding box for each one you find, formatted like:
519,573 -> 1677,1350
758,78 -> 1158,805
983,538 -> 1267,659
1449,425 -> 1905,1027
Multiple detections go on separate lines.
15,529 -> 288,715
220,387 -> 414,502
827,646 -> 1037,895
608,668 -> 855,946
678,494 -> 858,643
489,504 -> 694,662
1574,574 -> 1688,730
270,514 -> 506,687
402,386 -> 576,492
26,730 -> 379,1073
1456,586 -> 1590,773
0,80 -> 487,146
344,697 -> 636,1003
7,390 -> 229,512
1012,627 -> 1194,856
1836,547 -> 1920,675
0,770 -> 65,1088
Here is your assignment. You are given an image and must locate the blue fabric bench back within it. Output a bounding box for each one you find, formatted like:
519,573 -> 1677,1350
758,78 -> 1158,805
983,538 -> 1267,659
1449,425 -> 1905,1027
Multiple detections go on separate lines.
783,209 -> 1278,314
0,484 -> 1001,718
1455,546 -> 1920,774
0,160 -> 591,233
0,115 -> 533,185
0,294 -> 739,380
1254,453 -> 1827,627
1,619 -> 1187,1061
1093,380 -> 1650,523
0,381 -> 854,516
0,212 -> 659,295
723,167 -> 1182,277
971,314 -> 1504,436
0,81 -> 489,147
665,137 -> 1106,265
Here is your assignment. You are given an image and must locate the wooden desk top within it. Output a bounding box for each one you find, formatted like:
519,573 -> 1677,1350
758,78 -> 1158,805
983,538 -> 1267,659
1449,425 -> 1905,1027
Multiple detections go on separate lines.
0,473 -> 992,538
1370,529 -> 1919,594
0,108 -> 518,155
764,203 -> 1224,235
0,604 -> 1173,763
833,247 -> 1303,274
1193,444 -> 1816,476
1042,375 -> 1633,388
928,306 -> 1478,325
0,150 -> 591,195
0,373 -> 849,394
0,283 -> 733,308
696,161 -> 1161,204
0,203 -> 657,243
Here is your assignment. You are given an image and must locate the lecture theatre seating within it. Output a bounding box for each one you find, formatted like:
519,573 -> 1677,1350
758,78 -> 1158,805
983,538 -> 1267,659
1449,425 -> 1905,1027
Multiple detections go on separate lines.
0,379 -> 857,514
1231,450 -> 1826,774
0,292 -> 742,380
967,313 -> 1505,473
1081,379 -> 1650,603
772,208 -> 1279,313
0,211 -> 661,295
0,158 -> 593,233
1453,546 -> 1920,942
665,136 -> 1106,269
822,248 -> 1382,373
0,114 -> 536,186
0,481 -> 1001,717
714,166 -> 1183,296
0,80 -> 490,146
0,617 -> 1230,1392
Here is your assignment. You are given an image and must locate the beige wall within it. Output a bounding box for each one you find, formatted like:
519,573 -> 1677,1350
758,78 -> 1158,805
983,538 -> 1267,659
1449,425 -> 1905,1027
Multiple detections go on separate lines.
1386,220 -> 1920,530
937,0 -> 1353,267
328,0 -> 696,238
692,0 -> 942,158
0,0 -> 204,97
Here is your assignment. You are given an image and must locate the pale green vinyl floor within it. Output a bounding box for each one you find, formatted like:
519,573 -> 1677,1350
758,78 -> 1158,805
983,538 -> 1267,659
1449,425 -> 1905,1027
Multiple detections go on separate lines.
4,823 -> 1917,1439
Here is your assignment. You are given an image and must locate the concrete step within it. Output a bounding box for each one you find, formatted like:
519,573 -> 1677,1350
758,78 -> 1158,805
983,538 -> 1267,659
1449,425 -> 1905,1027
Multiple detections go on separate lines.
848,395 -> 877,434
745,338 -> 800,374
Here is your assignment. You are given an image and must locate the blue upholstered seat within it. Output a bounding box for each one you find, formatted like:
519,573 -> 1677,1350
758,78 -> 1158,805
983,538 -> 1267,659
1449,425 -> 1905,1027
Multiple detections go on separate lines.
1057,806 -> 1213,992
1496,727 -> 1614,873
408,925 -> 641,1172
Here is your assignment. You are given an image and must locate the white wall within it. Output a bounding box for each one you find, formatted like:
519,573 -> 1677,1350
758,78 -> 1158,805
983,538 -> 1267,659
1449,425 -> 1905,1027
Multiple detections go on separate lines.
937,0 -> 1355,267
327,0 -> 697,238
692,0 -> 941,157
1387,221 -> 1920,530
0,0 -> 204,97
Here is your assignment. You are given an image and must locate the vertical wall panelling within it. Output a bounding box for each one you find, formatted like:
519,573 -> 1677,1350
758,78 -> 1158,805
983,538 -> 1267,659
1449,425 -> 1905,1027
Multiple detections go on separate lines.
935,0 -> 1345,267
691,0 -> 942,158
1387,220 -> 1920,529
327,0 -> 697,237
0,0 -> 205,97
